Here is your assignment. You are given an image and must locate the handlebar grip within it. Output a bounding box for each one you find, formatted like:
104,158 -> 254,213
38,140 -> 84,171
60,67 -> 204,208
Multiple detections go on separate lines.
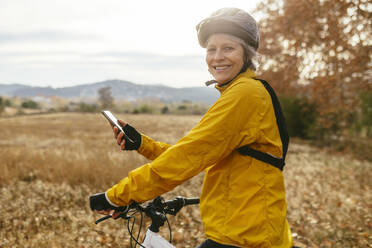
95,215 -> 112,224
184,198 -> 200,206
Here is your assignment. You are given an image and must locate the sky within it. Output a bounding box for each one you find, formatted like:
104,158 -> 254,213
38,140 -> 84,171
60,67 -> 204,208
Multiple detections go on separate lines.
0,0 -> 262,88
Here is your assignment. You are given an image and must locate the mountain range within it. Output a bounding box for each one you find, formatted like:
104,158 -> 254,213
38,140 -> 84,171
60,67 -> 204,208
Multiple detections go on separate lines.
0,79 -> 219,104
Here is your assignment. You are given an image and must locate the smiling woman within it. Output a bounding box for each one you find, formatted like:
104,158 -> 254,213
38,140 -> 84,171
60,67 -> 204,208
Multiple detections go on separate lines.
89,6 -> 293,248
205,34 -> 246,86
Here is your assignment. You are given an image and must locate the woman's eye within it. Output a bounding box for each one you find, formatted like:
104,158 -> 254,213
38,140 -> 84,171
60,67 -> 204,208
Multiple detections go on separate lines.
224,47 -> 234,51
207,48 -> 216,53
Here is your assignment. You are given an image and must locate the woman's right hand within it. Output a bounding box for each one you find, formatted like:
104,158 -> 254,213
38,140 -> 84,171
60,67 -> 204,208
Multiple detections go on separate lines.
112,120 -> 142,150
89,192 -> 126,219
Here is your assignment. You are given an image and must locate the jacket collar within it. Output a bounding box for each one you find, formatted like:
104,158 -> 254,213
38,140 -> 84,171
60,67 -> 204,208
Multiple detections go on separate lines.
215,69 -> 256,94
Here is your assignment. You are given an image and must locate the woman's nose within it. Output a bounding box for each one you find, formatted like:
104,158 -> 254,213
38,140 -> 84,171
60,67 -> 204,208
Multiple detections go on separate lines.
213,49 -> 224,60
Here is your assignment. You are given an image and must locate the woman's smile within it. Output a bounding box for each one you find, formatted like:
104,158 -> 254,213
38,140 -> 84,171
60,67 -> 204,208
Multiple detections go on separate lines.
213,65 -> 231,71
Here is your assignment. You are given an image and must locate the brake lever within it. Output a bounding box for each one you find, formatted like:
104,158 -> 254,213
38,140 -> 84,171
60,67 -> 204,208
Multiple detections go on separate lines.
95,210 -> 131,224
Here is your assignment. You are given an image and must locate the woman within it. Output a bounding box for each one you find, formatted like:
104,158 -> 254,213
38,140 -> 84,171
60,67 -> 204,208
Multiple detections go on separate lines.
90,8 -> 293,248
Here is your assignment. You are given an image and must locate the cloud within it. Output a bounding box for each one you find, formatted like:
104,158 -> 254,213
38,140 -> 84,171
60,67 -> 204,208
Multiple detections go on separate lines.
0,51 -> 79,57
0,49 -> 210,87
0,49 -> 205,70
89,51 -> 205,69
0,30 -> 98,43
1,0 -> 250,87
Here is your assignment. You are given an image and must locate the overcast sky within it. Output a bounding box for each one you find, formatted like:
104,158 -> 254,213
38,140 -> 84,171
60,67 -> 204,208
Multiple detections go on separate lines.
0,0 -> 261,88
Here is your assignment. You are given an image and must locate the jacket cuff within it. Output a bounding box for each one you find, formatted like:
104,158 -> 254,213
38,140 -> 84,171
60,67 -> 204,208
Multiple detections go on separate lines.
105,191 -> 120,207
106,179 -> 131,207
137,134 -> 151,156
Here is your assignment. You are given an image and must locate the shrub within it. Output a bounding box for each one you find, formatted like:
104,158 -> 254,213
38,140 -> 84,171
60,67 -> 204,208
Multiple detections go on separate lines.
21,100 -> 39,109
178,105 -> 187,110
0,97 -> 4,113
360,92 -> 372,135
279,96 -> 318,139
4,99 -> 11,107
133,104 -> 154,114
161,106 -> 169,114
77,102 -> 99,113
352,91 -> 372,137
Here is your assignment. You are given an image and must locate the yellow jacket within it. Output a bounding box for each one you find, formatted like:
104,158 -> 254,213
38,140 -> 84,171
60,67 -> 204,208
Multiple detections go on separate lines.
107,69 -> 292,247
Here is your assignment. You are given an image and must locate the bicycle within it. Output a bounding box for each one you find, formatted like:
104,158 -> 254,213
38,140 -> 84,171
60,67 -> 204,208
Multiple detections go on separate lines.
94,196 -> 200,248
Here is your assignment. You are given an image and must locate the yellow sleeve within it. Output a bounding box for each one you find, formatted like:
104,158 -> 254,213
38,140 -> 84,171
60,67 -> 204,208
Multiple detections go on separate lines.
107,81 -> 268,206
137,134 -> 172,161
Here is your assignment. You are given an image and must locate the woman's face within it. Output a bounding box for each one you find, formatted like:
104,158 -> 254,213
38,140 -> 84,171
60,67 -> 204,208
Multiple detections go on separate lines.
206,33 -> 245,86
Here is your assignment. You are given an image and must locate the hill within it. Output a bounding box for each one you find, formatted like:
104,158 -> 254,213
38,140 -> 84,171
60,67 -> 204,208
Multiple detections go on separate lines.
0,80 -> 219,104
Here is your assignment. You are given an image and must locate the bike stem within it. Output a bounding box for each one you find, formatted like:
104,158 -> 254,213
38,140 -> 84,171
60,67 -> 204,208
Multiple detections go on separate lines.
144,197 -> 167,233
147,209 -> 167,232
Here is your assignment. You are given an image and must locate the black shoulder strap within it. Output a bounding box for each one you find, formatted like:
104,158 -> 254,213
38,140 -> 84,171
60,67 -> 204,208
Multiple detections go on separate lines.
236,78 -> 289,171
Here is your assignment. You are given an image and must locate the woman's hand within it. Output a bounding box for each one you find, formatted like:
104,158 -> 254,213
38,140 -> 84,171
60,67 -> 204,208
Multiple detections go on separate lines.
89,193 -> 125,219
111,120 -> 142,150
112,119 -> 127,149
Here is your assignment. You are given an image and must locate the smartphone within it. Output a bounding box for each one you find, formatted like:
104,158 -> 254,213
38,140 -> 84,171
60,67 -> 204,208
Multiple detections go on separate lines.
101,110 -> 133,142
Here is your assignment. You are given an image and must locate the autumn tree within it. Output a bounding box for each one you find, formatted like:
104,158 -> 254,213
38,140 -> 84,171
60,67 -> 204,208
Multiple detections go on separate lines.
98,86 -> 114,109
255,0 -> 371,138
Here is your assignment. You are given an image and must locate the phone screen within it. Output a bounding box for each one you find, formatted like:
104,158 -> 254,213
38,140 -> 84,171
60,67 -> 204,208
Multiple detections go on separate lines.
101,110 -> 134,143
101,110 -> 124,133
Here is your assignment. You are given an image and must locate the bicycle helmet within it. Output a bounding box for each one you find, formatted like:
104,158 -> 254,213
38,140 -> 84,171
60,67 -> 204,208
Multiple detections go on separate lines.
196,8 -> 260,50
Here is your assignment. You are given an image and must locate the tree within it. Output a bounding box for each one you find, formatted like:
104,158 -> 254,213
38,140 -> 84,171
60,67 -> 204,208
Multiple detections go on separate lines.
0,97 -> 4,113
161,106 -> 169,114
98,86 -> 114,109
255,0 -> 371,138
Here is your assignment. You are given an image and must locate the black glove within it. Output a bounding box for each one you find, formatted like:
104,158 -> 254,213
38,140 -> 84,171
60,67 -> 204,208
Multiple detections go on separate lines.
122,124 -> 141,150
89,192 -> 125,211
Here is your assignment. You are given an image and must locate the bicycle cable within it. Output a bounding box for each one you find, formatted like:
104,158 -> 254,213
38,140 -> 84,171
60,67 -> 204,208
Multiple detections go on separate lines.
126,208 -> 173,248
94,196 -> 200,247
127,210 -> 145,248
165,213 -> 172,244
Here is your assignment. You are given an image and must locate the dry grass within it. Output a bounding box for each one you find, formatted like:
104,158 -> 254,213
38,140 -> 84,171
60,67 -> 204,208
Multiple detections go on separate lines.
284,143 -> 372,247
0,113 -> 371,247
0,113 -> 198,189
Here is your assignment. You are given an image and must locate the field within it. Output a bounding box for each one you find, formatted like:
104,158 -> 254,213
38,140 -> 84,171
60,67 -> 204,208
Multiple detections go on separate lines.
0,113 -> 371,247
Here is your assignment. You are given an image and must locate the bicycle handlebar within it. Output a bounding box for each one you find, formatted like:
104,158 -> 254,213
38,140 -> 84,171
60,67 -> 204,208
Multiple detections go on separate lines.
183,197 -> 200,205
95,196 -> 199,225
161,196 -> 200,215
165,197 -> 200,206
94,196 -> 199,247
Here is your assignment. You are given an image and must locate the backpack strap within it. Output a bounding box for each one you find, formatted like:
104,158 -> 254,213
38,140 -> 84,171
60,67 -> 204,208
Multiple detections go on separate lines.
236,78 -> 289,171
